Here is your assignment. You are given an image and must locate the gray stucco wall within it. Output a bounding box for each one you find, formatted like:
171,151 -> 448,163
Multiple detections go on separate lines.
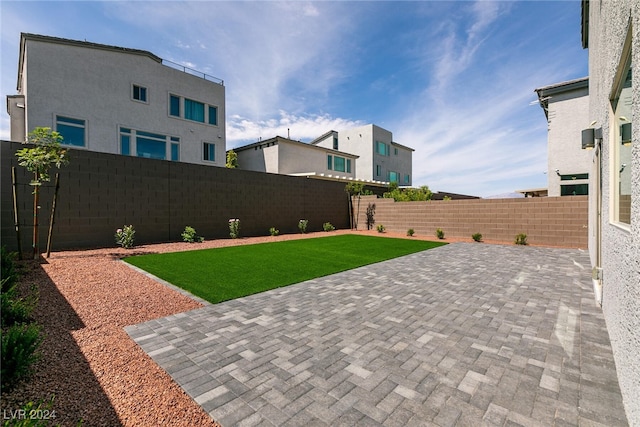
19,36 -> 226,166
587,1 -> 640,424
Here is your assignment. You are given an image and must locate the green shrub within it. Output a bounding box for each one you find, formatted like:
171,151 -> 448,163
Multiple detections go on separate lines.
407,228 -> 415,237
323,222 -> 335,232
472,233 -> 483,242
115,225 -> 135,249
1,247 -> 18,290
515,233 -> 528,245
1,281 -> 37,329
298,219 -> 308,234
383,183 -> 433,202
436,228 -> 445,239
229,219 -> 240,239
181,226 -> 204,243
376,224 -> 385,233
269,227 -> 279,236
2,396 -> 60,427
1,323 -> 42,392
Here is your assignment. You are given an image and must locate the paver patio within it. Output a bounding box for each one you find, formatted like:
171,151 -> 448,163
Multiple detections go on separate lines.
125,243 -> 628,426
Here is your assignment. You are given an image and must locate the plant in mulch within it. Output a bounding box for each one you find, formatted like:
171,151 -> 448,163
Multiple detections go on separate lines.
269,227 -> 279,237
181,226 -> 204,243
472,233 -> 483,242
366,203 -> 376,230
377,224 -> 385,233
298,219 -> 308,234
323,222 -> 335,232
407,228 -> 415,237
515,233 -> 528,245
436,228 -> 445,239
115,225 -> 135,249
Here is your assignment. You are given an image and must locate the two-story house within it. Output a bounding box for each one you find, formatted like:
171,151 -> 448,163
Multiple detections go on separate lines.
311,124 -> 414,186
6,33 -> 226,166
534,77 -> 591,196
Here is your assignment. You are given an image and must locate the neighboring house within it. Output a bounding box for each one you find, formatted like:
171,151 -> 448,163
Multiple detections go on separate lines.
581,0 -> 639,424
312,124 -> 414,185
233,136 -> 359,181
6,33 -> 226,166
534,77 -> 591,196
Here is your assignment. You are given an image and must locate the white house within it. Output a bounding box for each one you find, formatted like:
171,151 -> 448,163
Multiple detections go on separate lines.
233,136 -> 360,182
581,0 -> 639,423
311,124 -> 414,185
6,33 -> 226,166
534,77 -> 591,196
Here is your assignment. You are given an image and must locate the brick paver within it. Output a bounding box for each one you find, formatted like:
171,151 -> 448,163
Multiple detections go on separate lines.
125,243 -> 628,426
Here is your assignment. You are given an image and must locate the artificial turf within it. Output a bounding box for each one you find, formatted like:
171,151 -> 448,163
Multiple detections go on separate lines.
123,234 -> 446,304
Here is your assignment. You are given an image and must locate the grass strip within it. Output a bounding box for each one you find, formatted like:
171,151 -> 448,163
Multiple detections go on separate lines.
124,234 -> 445,304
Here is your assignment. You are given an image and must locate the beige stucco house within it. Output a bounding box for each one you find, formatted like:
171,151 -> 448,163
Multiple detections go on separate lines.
535,77 -> 591,196
6,33 -> 226,166
233,136 -> 360,181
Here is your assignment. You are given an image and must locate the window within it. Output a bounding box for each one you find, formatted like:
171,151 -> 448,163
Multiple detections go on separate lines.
334,156 -> 345,172
394,147 -> 398,155
56,116 -> 85,147
208,106 -> 218,126
132,85 -> 147,102
327,155 -> 332,170
404,174 -> 410,184
376,165 -> 382,177
389,171 -> 398,183
120,127 -> 178,160
120,128 -> 131,155
560,173 -> 589,181
169,95 -> 180,117
185,98 -> 205,122
346,159 -> 351,173
561,184 -> 588,196
376,141 -> 389,156
136,130 -> 166,160
333,137 -> 338,150
611,36 -> 632,225
171,143 -> 180,161
204,143 -> 216,162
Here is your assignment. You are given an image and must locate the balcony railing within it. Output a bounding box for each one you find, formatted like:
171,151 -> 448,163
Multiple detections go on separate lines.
162,59 -> 224,85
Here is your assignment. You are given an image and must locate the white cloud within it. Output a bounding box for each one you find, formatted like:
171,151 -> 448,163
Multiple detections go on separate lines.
227,111 -> 363,146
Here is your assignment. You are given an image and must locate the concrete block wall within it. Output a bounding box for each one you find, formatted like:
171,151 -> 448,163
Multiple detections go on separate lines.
1,141 -> 349,252
354,195 -> 588,248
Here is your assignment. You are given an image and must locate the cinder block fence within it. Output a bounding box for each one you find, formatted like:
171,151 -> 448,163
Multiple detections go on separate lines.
354,195 -> 588,248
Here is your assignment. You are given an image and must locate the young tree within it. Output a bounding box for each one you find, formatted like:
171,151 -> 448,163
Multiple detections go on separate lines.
15,127 -> 69,259
345,182 -> 365,230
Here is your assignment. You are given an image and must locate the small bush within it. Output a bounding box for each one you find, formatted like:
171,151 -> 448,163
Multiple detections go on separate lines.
229,219 -> 240,239
472,233 -> 483,242
269,227 -> 279,236
182,226 -> 204,243
323,222 -> 335,232
407,228 -> 415,237
515,233 -> 528,245
115,225 -> 135,249
5,396 -> 58,427
1,247 -> 18,290
1,323 -> 42,392
436,228 -> 445,239
298,219 -> 308,234
377,224 -> 385,233
1,281 -> 37,329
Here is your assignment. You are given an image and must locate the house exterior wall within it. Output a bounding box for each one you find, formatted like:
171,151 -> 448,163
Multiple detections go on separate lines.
235,144 -> 279,173
546,86 -> 591,196
13,34 -> 226,166
586,1 -> 640,424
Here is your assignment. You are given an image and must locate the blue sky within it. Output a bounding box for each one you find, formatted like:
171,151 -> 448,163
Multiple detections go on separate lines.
0,1 -> 588,197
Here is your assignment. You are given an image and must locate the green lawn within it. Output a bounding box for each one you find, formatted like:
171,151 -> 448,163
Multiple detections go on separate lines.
124,234 -> 446,304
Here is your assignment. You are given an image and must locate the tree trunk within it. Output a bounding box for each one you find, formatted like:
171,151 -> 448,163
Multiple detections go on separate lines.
32,172 -> 39,260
